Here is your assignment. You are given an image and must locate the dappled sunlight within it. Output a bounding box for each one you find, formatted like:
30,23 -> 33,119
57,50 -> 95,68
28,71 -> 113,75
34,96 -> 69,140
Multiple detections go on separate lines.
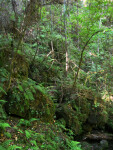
0,0 -> 113,149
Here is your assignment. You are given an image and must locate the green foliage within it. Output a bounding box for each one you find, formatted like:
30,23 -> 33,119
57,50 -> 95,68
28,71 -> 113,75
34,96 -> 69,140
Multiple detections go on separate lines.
0,122 -> 10,132
0,100 -> 7,104
0,146 -> 6,150
10,78 -> 51,106
25,130 -> 32,139
67,140 -> 82,150
0,68 -> 9,95
0,0 -> 113,150
0,118 -> 80,150
17,79 -> 36,101
35,84 -> 49,96
8,145 -> 22,150
0,100 -> 7,120
17,118 -> 38,127
1,140 -> 23,150
17,119 -> 30,127
7,78 -> 37,114
1,140 -> 12,150
0,87 -> 7,95
4,132 -> 12,138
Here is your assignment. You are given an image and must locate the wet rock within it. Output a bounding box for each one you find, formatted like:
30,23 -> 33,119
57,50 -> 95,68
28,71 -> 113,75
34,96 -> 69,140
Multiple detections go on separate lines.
81,140 -> 109,150
83,132 -> 113,141
81,142 -> 92,150
88,104 -> 108,128
100,140 -> 108,149
93,144 -> 102,150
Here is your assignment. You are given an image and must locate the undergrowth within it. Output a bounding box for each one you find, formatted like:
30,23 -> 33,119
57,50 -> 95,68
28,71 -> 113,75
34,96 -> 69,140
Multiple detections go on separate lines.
0,117 -> 82,150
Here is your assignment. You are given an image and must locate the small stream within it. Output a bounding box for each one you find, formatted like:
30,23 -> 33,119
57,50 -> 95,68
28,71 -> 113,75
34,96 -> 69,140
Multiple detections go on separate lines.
80,140 -> 113,150
76,130 -> 113,150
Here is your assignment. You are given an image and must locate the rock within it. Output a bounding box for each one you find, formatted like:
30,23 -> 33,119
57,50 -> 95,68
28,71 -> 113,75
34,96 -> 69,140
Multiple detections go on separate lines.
6,82 -> 55,123
11,54 -> 28,80
29,89 -> 55,123
88,104 -> 108,128
81,142 -> 92,150
106,103 -> 113,131
0,100 -> 7,120
88,112 -> 98,125
81,139 -> 109,150
100,140 -> 108,149
93,144 -> 102,150
56,104 -> 82,135
83,132 -> 113,141
0,105 -> 7,120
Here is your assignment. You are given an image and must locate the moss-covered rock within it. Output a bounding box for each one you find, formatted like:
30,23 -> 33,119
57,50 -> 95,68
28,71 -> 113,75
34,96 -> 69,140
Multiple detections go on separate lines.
56,104 -> 82,135
106,102 -> 113,131
29,57 -> 60,84
29,89 -> 55,123
0,104 -> 7,120
10,53 -> 28,80
88,104 -> 108,128
70,97 -> 90,123
5,80 -> 55,123
56,86 -> 109,134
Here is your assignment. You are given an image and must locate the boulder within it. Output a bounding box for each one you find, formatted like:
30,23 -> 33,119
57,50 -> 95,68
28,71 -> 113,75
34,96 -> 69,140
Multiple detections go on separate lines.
0,104 -> 7,120
29,89 -> 55,122
5,81 -> 55,123
88,105 -> 108,128
100,140 -> 108,149
56,104 -> 82,135
81,142 -> 93,150
106,103 -> 113,131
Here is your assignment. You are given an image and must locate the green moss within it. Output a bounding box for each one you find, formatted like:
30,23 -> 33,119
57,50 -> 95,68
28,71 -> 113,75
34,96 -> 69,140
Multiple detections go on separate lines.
57,104 -> 82,135
6,80 -> 55,122
11,53 -> 28,80
29,89 -> 55,122
0,104 -> 7,120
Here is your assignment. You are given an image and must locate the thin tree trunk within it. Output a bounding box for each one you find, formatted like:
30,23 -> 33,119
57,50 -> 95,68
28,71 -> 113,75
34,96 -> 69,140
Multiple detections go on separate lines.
64,0 -> 69,76
73,30 -> 103,87
77,0 -> 80,50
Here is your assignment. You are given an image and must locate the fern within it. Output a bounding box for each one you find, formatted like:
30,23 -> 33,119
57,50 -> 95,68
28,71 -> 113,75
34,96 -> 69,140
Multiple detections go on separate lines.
30,85 -> 36,93
24,92 -> 29,100
17,119 -> 30,127
18,84 -> 24,92
0,100 -> 7,104
0,87 -> 7,95
30,140 -> 37,146
0,123 -> 11,131
67,140 -> 82,150
8,145 -> 22,150
25,130 -> 32,139
1,140 -> 12,149
0,103 -> 7,120
0,146 -> 6,150
35,84 -> 50,98
17,79 -> 36,101
4,132 -> 12,138
25,89 -> 34,100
